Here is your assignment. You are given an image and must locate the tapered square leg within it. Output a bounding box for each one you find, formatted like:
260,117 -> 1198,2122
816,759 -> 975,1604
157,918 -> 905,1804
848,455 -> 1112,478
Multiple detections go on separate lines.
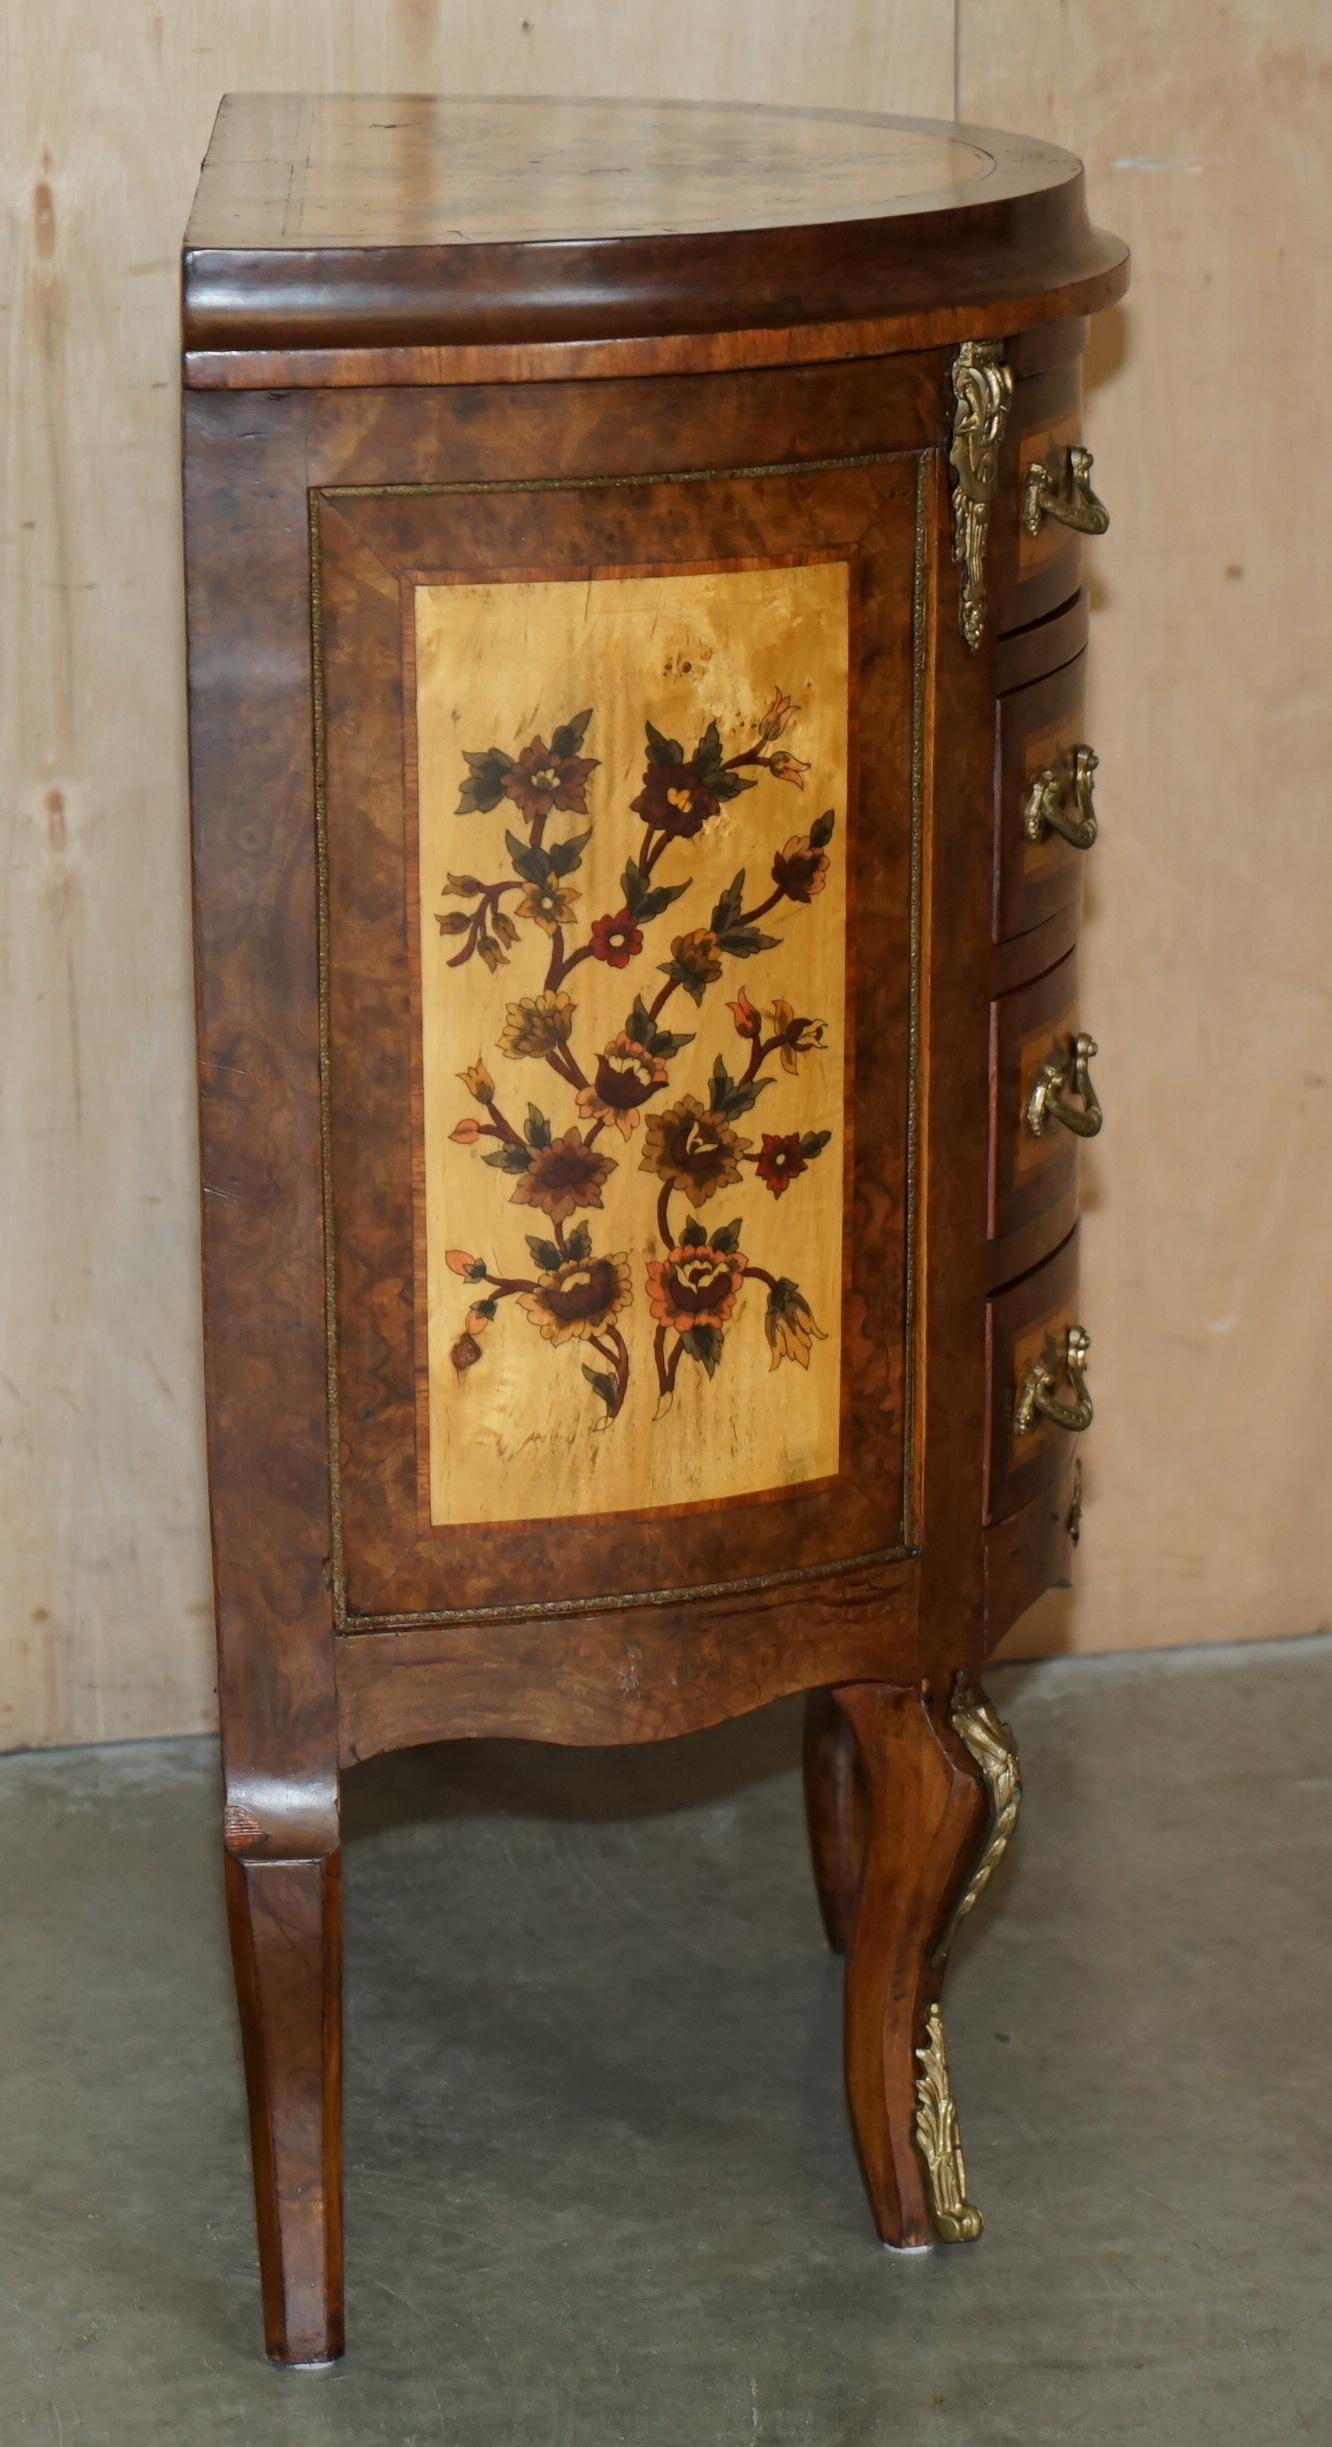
831,1679 -> 1018,2248
225,1849 -> 344,2365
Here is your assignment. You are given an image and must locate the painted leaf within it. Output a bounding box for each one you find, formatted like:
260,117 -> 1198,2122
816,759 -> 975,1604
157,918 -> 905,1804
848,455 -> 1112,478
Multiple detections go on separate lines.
505,829 -> 554,886
456,747 -> 514,815
635,878 -> 690,923
644,720 -> 684,766
680,1324 -> 724,1378
716,927 -> 780,958
551,709 -> 593,757
693,718 -> 724,772
710,871 -> 746,934
547,828 -> 592,877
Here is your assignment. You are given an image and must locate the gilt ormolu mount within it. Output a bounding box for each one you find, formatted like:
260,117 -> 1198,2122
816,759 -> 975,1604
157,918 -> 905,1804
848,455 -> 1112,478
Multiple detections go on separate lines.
182,95 -> 1127,2362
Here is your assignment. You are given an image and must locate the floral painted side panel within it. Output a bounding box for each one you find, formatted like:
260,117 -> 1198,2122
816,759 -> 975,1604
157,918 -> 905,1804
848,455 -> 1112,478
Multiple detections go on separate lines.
413,559 -> 850,1529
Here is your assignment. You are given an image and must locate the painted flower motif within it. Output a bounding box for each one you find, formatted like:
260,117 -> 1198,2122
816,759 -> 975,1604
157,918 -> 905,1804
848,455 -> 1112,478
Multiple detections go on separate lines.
590,910 -> 644,969
640,1096 -> 750,1209
646,1241 -> 747,1335
630,760 -> 721,841
576,1033 -> 670,1139
755,1132 -> 808,1198
769,999 -> 827,1075
772,833 -> 830,902
458,1059 -> 495,1103
516,877 -> 579,934
498,991 -> 575,1060
668,927 -> 723,990
519,1252 -> 633,1346
765,1277 -> 827,1371
509,1128 -> 616,1223
502,735 -> 598,822
768,751 -> 811,789
443,694 -> 837,1420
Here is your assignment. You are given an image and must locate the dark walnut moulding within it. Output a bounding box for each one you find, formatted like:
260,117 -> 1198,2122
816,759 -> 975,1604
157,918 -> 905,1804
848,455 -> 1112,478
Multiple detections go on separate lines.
182,91 -> 1126,2363
182,92 -> 1128,382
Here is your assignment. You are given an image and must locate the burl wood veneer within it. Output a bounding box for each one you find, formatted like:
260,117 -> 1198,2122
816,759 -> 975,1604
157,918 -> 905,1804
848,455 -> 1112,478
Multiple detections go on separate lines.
182,94 -> 1126,2364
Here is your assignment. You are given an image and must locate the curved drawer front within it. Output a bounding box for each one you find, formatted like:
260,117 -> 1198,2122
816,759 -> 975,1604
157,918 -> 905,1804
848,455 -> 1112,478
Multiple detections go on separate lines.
989,947 -> 1098,1258
986,1228 -> 1090,1526
994,646 -> 1093,943
993,366 -> 1109,635
984,1446 -> 1080,1653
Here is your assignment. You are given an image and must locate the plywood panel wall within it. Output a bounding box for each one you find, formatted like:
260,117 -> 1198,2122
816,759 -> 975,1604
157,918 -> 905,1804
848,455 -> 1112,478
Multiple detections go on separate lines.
958,0 -> 1332,1656
1,2 -> 1326,1748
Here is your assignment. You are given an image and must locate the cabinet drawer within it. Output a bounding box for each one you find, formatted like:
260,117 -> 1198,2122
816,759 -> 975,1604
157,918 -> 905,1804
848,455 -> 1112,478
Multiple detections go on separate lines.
994,647 -> 1094,943
993,367 -> 1110,635
984,1447 -> 1080,1654
986,1230 -> 1091,1526
989,949 -> 1099,1253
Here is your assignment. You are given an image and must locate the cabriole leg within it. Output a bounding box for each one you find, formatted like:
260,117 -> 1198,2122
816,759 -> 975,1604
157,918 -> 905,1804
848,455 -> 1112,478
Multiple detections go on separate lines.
802,1686 -> 867,1953
224,1845 -> 344,2365
833,1677 -> 1020,2248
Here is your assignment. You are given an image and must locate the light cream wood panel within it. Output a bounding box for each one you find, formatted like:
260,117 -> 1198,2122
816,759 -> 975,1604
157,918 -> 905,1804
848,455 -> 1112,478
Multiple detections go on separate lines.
0,4 -> 954,1749
961,0 -> 1332,1655
415,563 -> 849,1524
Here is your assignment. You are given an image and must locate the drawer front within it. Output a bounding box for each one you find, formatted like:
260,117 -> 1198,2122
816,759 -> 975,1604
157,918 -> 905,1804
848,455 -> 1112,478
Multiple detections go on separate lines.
984,1447 -> 1080,1654
995,647 -> 1094,943
993,367 -> 1109,635
989,949 -> 1099,1250
986,1229 -> 1091,1526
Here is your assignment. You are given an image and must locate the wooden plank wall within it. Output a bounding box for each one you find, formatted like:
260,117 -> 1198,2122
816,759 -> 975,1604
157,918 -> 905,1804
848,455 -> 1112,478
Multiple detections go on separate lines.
2,3 -> 1326,1747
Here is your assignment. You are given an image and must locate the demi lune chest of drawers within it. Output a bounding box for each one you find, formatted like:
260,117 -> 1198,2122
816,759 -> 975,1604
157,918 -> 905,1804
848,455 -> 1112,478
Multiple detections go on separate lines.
182,94 -> 1127,2364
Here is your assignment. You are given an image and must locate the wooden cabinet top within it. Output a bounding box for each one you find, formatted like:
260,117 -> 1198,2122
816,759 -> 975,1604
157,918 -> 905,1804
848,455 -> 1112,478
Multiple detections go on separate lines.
183,94 -> 1128,372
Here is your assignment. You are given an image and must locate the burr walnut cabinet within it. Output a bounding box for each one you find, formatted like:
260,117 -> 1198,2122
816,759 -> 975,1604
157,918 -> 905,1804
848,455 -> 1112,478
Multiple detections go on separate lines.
181,95 -> 1127,2364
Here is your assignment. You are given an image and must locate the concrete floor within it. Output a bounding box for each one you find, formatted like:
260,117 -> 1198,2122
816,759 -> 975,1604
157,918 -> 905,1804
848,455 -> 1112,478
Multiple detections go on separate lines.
0,1638 -> 1328,2446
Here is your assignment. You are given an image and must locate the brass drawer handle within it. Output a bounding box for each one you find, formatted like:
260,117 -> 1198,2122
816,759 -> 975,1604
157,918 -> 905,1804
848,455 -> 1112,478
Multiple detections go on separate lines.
1024,745 -> 1098,849
1015,1325 -> 1093,1437
1022,445 -> 1109,538
1026,1033 -> 1102,1140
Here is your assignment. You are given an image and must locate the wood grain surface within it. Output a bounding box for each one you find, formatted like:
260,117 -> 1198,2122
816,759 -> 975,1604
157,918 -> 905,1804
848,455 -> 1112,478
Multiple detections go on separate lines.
412,559 -> 850,1529
313,403 -> 929,1630
180,94 -> 1124,366
4,3 -> 1328,1749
